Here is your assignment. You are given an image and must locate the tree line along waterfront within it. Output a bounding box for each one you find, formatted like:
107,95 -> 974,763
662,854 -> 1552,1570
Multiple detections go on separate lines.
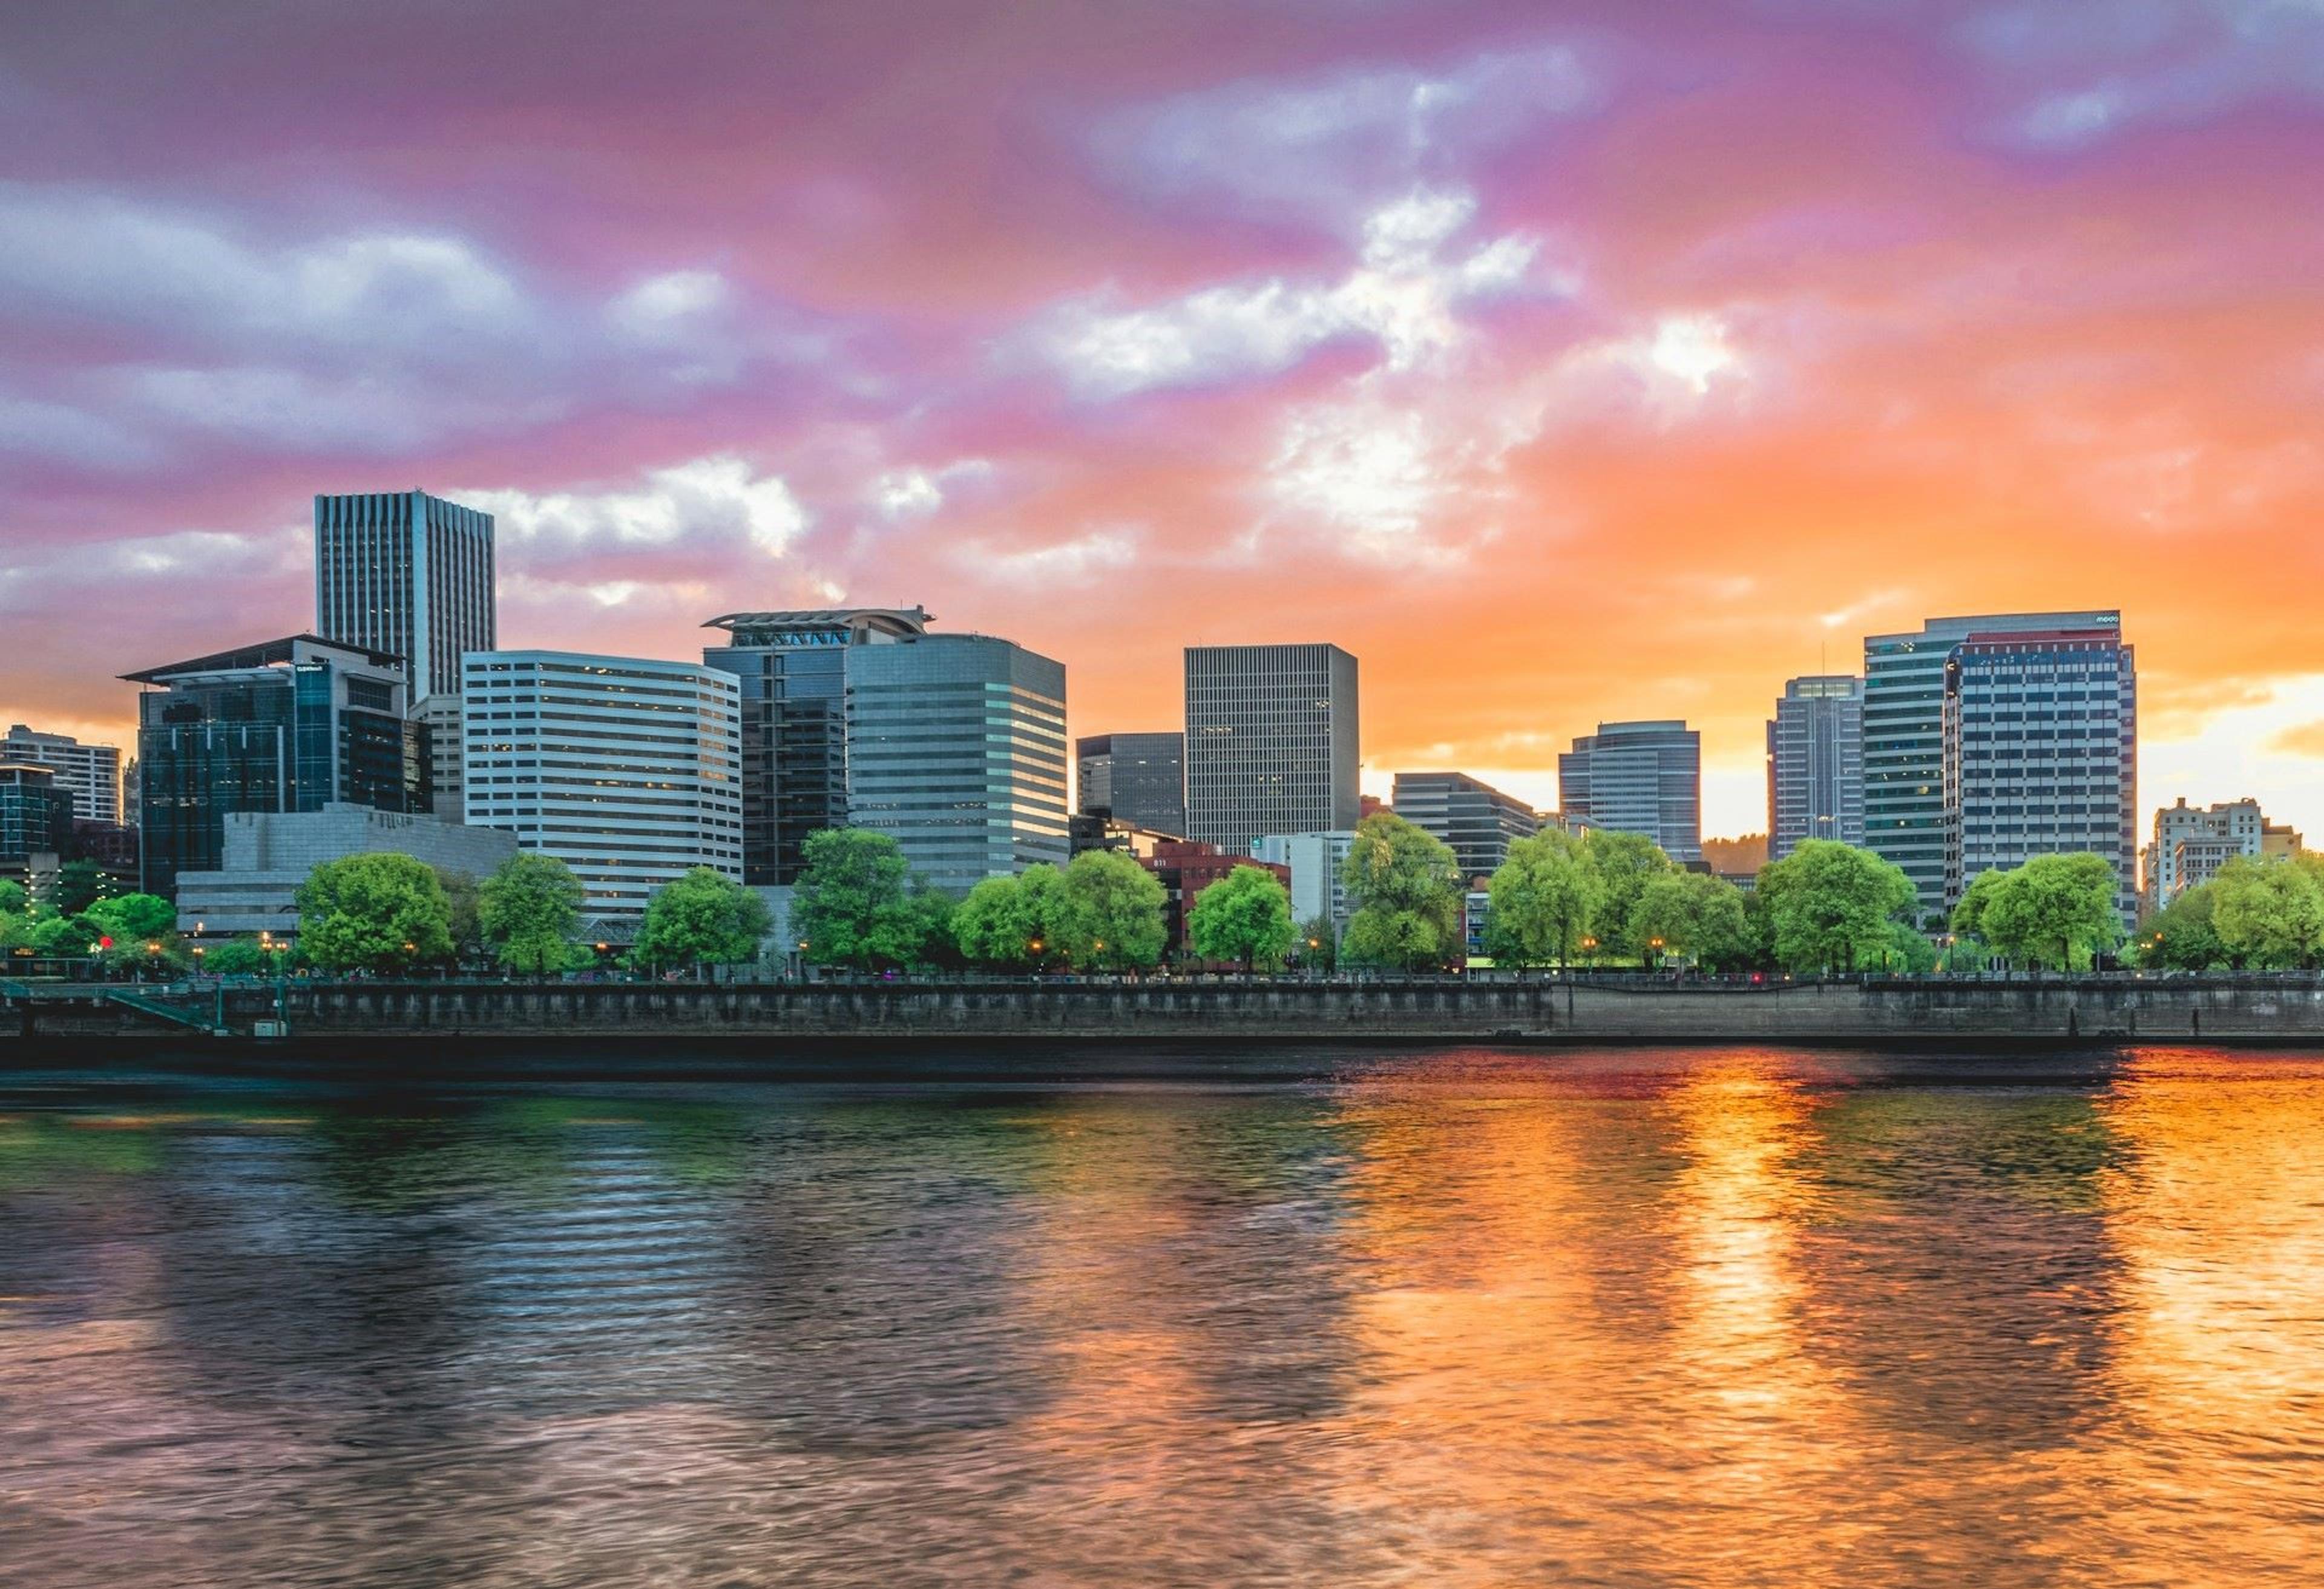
18,810 -> 2324,983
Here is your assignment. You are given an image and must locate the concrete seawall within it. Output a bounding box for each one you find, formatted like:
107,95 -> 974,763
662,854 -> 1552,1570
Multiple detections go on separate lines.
10,977 -> 2323,1047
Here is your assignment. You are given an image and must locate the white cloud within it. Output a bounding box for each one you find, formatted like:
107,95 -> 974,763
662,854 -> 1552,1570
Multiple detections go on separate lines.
868,457 -> 993,522
465,455 -> 809,560
953,525 -> 1143,585
607,269 -> 730,335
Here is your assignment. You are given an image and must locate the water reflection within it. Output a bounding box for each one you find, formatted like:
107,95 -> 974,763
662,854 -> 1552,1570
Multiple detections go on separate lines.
2,1051 -> 2322,1586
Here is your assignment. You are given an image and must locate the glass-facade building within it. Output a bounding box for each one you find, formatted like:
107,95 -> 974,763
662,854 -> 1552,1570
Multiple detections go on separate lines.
1075,732 -> 1187,838
1944,626 -> 2138,917
123,636 -> 423,897
1766,676 -> 1864,860
1864,611 -> 2118,916
0,764 -> 75,863
462,651 -> 742,932
1391,770 -> 1540,882
1558,721 -> 1702,863
1184,643 -> 1360,854
845,634 -> 1069,896
702,608 -> 930,885
0,726 -> 122,824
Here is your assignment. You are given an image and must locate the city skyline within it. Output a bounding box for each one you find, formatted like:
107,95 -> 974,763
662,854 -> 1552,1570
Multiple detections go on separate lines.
8,4 -> 2324,838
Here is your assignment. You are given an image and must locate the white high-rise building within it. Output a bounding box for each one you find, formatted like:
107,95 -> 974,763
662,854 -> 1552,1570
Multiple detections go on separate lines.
2142,798 -> 2267,909
1250,831 -> 1356,934
0,724 -> 122,824
461,652 -> 741,934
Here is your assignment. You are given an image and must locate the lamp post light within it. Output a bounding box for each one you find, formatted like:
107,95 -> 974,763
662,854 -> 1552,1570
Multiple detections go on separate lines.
1580,935 -> 1598,971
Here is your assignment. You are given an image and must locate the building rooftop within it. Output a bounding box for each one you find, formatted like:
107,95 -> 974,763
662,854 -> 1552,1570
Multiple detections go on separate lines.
120,634 -> 407,685
703,608 -> 931,638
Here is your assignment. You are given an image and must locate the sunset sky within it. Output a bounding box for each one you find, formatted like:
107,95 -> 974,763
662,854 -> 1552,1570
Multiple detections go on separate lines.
4,0 -> 2323,837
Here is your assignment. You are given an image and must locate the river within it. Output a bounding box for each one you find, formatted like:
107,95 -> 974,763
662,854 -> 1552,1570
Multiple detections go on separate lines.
4,1046 -> 2321,1586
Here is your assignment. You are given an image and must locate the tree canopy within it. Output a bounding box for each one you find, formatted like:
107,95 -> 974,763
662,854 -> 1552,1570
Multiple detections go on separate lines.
792,828 -> 942,969
295,853 -> 454,974
1483,831 -> 1600,968
2136,880 -> 2231,970
1577,830 -> 1679,958
1296,914 -> 1338,972
635,867 -> 772,972
1063,850 -> 1168,970
1757,840 -> 1915,972
2209,854 -> 2324,969
1187,865 -> 1296,969
953,854 -> 1169,971
1339,811 -> 1463,971
87,893 -> 176,946
1627,871 -> 1758,970
1965,853 -> 2124,971
478,852 -> 585,975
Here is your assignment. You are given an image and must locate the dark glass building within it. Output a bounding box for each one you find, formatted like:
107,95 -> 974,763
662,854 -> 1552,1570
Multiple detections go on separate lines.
1076,732 -> 1186,837
1767,675 -> 1864,860
0,764 -> 74,864
701,608 -> 931,885
123,636 -> 423,898
1392,770 -> 1540,882
1558,721 -> 1703,863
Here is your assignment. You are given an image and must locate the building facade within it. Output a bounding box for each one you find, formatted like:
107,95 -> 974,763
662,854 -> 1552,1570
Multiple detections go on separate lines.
1,726 -> 122,824
2142,798 -> 2268,909
1942,625 -> 2138,916
315,490 -> 496,701
1250,830 -> 1356,934
1558,721 -> 1702,863
175,804 -> 518,939
1184,643 -> 1359,853
1391,770 -> 1539,882
1865,610 -> 2120,916
844,633 -> 1070,896
124,635 -> 424,898
1766,676 -> 1864,860
0,764 -> 74,865
702,608 -> 932,885
461,652 -> 742,932
1076,732 -> 1187,838
1139,842 -> 1292,960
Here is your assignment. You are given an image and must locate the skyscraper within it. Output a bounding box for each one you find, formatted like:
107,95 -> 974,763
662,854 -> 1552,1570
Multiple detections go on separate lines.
461,651 -> 742,931
1391,770 -> 1540,880
1766,676 -> 1864,860
316,490 -> 496,821
1183,643 -> 1359,853
123,635 -> 424,897
0,764 -> 74,865
845,633 -> 1070,895
702,608 -> 931,884
1076,732 -> 1186,837
0,724 -> 122,824
1558,721 -> 1702,862
1863,610 -> 2119,915
1943,624 -> 2137,916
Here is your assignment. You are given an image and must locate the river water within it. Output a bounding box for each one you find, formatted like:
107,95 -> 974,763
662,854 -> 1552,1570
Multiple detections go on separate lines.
3,1047 -> 2322,1587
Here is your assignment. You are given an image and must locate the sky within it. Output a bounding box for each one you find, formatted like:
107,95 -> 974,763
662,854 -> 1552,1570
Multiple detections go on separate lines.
3,0 -> 2322,839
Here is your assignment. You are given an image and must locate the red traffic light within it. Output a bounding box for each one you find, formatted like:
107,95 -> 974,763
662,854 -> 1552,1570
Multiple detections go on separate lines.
99,935 -> 114,949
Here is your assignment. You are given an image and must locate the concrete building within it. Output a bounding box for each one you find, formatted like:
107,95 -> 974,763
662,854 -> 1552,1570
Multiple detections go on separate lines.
1943,624 -> 2138,917
1250,830 -> 1356,934
0,764 -> 74,865
1076,732 -> 1187,838
2142,798 -> 2270,909
1184,643 -> 1359,854
845,632 -> 1070,896
1558,721 -> 1702,863
462,651 -> 741,934
1765,677 -> 1863,860
175,803 -> 517,939
1,726 -> 122,824
1865,610 -> 2120,915
124,635 -> 424,899
1391,770 -> 1538,882
702,608 -> 932,885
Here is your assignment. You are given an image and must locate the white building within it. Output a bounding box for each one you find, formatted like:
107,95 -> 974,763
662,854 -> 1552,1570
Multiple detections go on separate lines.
176,803 -> 517,938
2,724 -> 122,824
462,651 -> 742,935
1251,830 -> 1356,934
2142,798 -> 2267,909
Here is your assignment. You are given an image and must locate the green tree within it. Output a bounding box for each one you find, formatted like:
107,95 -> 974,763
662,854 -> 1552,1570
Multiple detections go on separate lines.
1062,850 -> 1168,970
2138,882 -> 2231,969
437,868 -> 484,964
1578,830 -> 1678,958
2210,854 -> 2324,969
29,911 -> 107,959
297,853 -> 455,974
202,938 -> 272,977
52,860 -> 111,917
791,828 -> 934,970
0,879 -> 25,916
635,867 -> 772,974
1949,868 -> 2009,952
1187,864 -> 1296,970
1296,914 -> 1338,972
85,893 -> 176,945
1339,810 -> 1463,971
1980,853 -> 2124,971
902,883 -> 961,972
1484,831 -> 1602,968
478,852 -> 585,975
954,874 -> 1040,969
1756,839 -> 1916,972
1628,871 -> 1756,970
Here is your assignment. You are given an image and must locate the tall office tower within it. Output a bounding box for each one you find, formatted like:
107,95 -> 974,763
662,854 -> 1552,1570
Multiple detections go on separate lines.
1865,610 -> 2120,916
845,633 -> 1070,896
0,724 -> 123,824
1391,770 -> 1540,881
123,635 -> 424,897
1183,643 -> 1360,853
1558,721 -> 1702,863
317,490 -> 496,821
1943,623 -> 2138,917
1765,676 -> 1865,861
702,608 -> 931,885
0,764 -> 75,865
462,652 -> 742,932
1076,732 -> 1187,837
2143,798 -> 2267,910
